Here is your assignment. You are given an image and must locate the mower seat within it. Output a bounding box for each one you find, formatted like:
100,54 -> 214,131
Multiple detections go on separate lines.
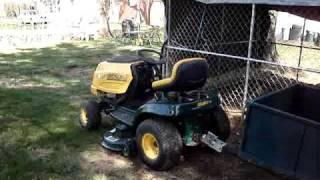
152,58 -> 208,92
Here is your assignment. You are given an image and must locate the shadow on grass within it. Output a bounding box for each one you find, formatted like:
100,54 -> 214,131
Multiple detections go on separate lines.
0,85 -> 138,179
0,87 -> 282,180
0,40 -> 142,97
0,40 -> 143,179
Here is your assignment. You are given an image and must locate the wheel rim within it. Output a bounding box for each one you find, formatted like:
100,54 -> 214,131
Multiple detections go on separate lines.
80,108 -> 88,125
142,133 -> 159,160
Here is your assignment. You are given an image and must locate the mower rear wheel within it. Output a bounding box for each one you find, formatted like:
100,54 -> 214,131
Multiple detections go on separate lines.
209,106 -> 231,141
136,119 -> 182,170
79,100 -> 101,130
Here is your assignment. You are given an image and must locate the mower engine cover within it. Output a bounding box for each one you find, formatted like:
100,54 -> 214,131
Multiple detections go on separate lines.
91,60 -> 143,95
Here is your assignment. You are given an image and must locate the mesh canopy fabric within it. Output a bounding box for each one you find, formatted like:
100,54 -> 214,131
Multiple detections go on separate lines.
196,0 -> 320,6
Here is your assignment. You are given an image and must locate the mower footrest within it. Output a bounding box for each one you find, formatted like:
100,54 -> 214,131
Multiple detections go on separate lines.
110,107 -> 136,126
201,131 -> 226,153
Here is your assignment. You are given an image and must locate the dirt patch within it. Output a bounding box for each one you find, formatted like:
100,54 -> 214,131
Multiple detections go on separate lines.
79,145 -> 283,180
79,115 -> 286,180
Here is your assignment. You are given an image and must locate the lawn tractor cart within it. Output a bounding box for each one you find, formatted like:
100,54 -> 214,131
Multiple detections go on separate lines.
79,49 -> 230,170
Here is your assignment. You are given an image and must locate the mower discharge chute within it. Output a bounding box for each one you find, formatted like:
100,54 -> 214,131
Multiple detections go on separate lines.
79,49 -> 230,170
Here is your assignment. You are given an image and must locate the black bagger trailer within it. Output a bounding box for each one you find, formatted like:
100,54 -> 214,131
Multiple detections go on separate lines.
241,84 -> 320,180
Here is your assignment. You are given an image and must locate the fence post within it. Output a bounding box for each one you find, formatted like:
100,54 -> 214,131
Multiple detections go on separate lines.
296,18 -> 306,81
242,4 -> 256,109
164,0 -> 171,77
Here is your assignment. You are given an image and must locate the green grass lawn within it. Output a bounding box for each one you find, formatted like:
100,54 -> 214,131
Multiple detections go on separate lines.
276,44 -> 320,69
0,39 -> 150,179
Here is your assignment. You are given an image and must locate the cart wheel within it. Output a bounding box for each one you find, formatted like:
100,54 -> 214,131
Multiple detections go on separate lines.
79,100 -> 101,130
209,106 -> 231,141
136,119 -> 182,170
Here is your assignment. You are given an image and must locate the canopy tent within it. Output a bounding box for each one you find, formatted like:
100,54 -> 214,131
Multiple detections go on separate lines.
195,0 -> 320,21
196,0 -> 320,6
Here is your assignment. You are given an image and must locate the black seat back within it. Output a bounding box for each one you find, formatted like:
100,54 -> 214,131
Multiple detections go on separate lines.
162,58 -> 209,92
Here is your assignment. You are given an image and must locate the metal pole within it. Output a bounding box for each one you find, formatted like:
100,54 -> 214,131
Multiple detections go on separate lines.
296,18 -> 306,81
242,4 -> 256,109
136,0 -> 141,45
218,5 -> 225,84
167,45 -> 320,74
165,0 -> 171,77
220,5 -> 225,44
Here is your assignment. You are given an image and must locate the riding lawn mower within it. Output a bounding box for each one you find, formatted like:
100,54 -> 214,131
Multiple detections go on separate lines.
79,48 -> 231,170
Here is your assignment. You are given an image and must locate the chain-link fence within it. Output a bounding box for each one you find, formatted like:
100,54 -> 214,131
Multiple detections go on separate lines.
164,0 -> 320,112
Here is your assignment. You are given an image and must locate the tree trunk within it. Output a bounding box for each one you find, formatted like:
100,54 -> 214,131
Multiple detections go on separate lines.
99,0 -> 111,37
140,0 -> 153,25
316,33 -> 320,47
119,0 -> 154,25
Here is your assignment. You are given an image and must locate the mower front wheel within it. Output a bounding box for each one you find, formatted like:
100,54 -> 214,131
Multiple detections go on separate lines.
79,100 -> 101,130
136,119 -> 183,170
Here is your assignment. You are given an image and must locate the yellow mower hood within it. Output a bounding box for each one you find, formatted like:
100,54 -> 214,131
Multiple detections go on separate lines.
91,61 -> 139,95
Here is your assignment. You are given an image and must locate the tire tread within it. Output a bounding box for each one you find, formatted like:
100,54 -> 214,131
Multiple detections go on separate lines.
136,119 -> 182,170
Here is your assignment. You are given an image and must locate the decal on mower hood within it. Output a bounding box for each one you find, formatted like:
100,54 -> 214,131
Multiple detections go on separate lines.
96,72 -> 129,81
197,100 -> 212,107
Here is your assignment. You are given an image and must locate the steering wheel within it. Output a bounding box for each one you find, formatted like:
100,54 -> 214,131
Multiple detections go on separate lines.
137,49 -> 166,79
137,49 -> 166,65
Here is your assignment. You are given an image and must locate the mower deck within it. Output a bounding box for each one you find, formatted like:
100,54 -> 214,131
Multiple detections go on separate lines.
102,130 -> 126,151
101,122 -> 136,154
